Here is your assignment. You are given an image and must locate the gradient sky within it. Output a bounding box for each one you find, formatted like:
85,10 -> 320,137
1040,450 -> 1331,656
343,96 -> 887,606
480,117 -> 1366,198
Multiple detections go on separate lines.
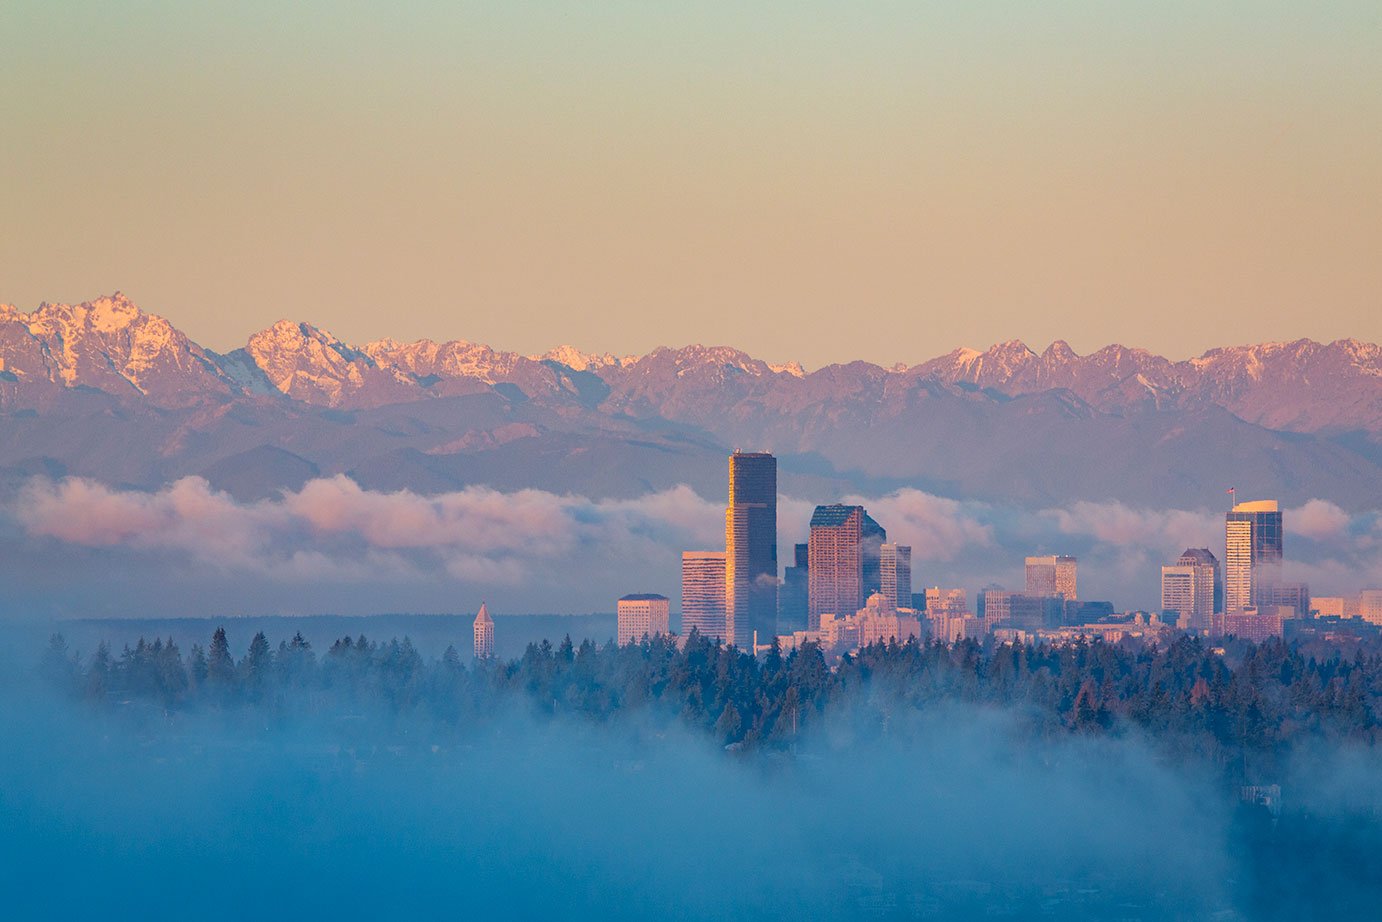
2,1 -> 1378,367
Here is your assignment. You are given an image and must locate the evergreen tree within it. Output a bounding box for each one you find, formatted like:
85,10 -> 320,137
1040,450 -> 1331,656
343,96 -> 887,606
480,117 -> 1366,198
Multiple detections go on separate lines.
189,643 -> 208,688
208,627 -> 234,687
715,701 -> 743,745
41,633 -> 79,696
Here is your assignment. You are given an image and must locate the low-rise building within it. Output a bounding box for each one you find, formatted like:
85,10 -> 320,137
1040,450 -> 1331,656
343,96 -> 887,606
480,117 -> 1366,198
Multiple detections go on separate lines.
1213,608 -> 1285,642
777,592 -> 921,660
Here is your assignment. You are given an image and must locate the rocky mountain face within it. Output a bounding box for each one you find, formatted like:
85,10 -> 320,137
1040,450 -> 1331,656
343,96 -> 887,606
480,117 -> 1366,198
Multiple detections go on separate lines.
2,294 -> 1380,509
0,293 -> 233,407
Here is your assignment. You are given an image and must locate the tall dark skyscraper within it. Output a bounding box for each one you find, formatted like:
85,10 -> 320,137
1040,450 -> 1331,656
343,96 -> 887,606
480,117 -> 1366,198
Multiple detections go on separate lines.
808,504 -> 886,630
778,542 -> 809,633
725,450 -> 777,648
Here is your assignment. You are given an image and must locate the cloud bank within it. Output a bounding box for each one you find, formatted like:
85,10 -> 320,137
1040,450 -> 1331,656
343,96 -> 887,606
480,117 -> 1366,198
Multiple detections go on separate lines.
6,477 -> 1381,618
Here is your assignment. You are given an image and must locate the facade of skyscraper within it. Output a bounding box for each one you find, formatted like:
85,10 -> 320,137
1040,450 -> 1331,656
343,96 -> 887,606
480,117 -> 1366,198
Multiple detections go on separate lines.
978,587 -> 1012,622
1025,555 -> 1078,599
1225,500 -> 1283,613
1178,548 -> 1224,615
879,543 -> 913,610
808,504 -> 886,630
1005,594 -> 1064,631
725,451 -> 777,649
778,543 -> 809,633
1265,582 -> 1311,620
617,594 -> 671,645
681,551 -> 727,640
473,602 -> 494,659
1161,561 -> 1215,632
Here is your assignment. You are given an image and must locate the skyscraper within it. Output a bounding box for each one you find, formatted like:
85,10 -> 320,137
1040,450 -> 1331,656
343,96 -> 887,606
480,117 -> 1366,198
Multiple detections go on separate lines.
778,543 -> 809,633
879,543 -> 913,610
473,602 -> 494,659
681,551 -> 727,640
617,594 -> 671,645
725,451 -> 777,649
1225,500 -> 1283,613
808,504 -> 886,630
1026,555 -> 1077,599
1177,548 -> 1224,614
1161,550 -> 1217,632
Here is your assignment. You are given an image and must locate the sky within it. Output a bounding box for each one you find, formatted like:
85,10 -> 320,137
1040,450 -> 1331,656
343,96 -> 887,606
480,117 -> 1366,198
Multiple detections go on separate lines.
2,2 -> 1379,367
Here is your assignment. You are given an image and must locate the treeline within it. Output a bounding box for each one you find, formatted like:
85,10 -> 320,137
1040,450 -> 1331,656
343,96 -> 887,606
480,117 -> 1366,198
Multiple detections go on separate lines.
39,629 -> 1382,774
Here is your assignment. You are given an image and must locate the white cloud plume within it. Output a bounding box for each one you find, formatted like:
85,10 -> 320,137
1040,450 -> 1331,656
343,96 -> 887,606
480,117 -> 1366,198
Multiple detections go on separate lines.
11,477 -> 1382,610
16,476 -> 724,586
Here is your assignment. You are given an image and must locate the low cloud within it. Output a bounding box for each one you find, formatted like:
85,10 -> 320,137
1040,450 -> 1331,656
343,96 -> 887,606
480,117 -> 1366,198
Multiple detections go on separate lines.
1288,499 -> 1353,542
15,476 -> 723,588
8,477 -> 1382,615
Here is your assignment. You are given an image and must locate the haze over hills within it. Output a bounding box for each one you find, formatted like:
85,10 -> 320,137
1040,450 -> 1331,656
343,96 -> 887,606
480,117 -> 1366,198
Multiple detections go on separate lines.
2,293 -> 1380,509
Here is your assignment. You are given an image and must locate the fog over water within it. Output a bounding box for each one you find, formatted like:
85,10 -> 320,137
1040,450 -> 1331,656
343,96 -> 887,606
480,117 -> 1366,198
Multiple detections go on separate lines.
4,623 -> 1382,920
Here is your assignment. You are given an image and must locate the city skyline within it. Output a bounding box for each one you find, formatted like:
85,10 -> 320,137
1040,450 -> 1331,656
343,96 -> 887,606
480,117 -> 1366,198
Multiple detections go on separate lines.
7,3 -> 1381,915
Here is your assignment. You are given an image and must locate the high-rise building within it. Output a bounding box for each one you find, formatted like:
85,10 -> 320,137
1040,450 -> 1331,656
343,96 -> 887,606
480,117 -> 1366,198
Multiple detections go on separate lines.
1225,500 -> 1283,613
1006,594 -> 1064,631
1265,582 -> 1311,620
617,594 -> 671,645
725,451 -> 778,649
473,602 -> 494,659
681,551 -> 727,640
1161,548 -> 1219,632
1025,555 -> 1077,599
778,543 -> 809,633
808,504 -> 886,630
1177,548 -> 1224,614
879,544 -> 913,610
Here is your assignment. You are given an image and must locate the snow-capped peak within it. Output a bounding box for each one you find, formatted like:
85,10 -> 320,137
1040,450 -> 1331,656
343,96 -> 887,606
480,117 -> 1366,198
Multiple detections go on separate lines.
532,344 -> 621,371
768,361 -> 807,377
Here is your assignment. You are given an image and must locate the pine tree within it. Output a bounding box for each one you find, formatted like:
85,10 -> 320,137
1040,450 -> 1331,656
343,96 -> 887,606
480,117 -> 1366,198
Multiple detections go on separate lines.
208,628 -> 234,682
715,701 -> 743,745
85,642 -> 113,703
244,632 -> 271,683
442,644 -> 462,671
41,633 -> 79,695
189,644 -> 208,688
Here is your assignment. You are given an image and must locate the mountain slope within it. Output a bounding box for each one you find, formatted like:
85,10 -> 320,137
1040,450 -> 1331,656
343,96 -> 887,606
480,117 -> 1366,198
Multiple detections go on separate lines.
2,294 -> 1380,510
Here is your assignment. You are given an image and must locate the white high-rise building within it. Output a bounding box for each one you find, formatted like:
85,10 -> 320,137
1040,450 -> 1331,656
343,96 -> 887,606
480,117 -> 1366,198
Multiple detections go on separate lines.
1161,559 -> 1215,632
617,594 -> 671,646
473,602 -> 494,659
681,551 -> 727,641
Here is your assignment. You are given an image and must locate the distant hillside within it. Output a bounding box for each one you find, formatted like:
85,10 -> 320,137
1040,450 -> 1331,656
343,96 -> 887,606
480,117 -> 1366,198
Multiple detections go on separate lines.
3,293 -> 1380,509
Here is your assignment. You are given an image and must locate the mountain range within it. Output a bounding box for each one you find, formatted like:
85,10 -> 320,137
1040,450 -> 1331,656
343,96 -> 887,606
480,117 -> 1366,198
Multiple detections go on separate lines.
3,293 -> 1380,509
